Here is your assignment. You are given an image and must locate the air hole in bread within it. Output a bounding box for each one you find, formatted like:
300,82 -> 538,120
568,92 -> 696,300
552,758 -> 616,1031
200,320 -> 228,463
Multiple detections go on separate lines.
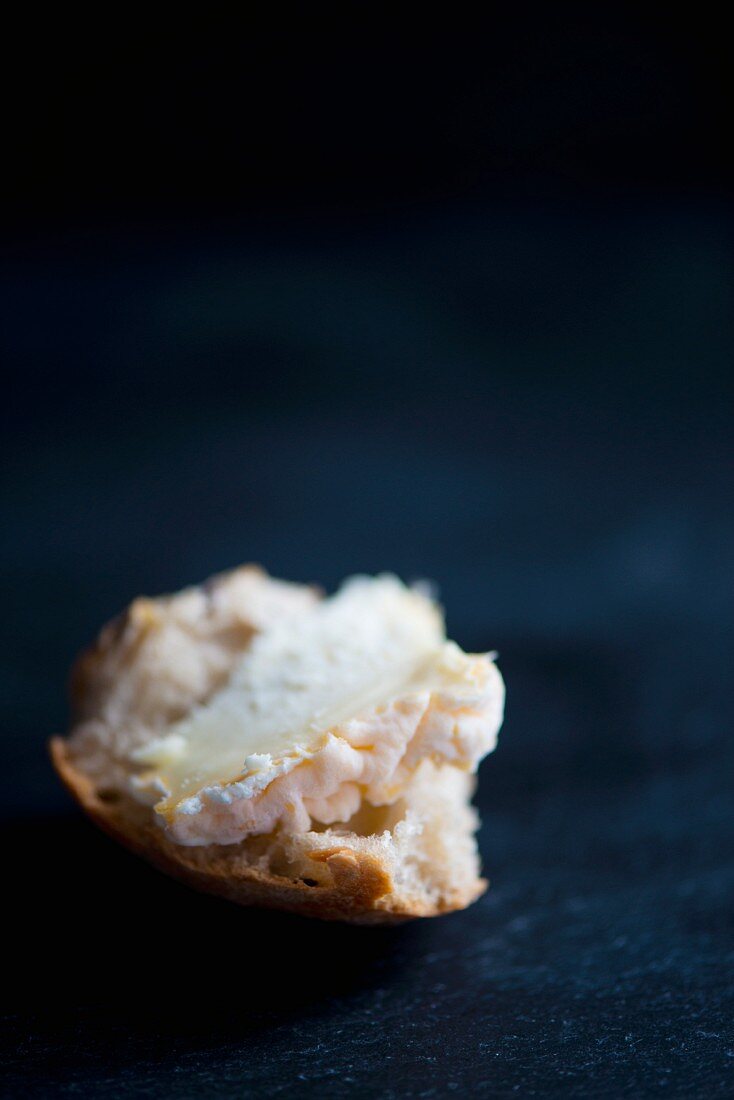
96,788 -> 121,804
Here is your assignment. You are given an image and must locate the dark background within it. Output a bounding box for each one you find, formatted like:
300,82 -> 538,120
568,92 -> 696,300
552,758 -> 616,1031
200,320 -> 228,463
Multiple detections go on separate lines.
3,10 -> 733,1097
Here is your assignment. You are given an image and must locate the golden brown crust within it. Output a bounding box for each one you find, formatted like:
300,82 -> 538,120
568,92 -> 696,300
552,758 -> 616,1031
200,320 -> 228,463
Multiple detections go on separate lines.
50,738 -> 481,923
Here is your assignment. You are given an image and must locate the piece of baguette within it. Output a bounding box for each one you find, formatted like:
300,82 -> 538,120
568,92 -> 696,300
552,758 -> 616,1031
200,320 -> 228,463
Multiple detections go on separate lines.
50,566 -> 501,923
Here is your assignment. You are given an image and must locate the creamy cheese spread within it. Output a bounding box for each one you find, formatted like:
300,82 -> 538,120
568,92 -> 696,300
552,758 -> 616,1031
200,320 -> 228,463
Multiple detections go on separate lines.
126,575 -> 504,846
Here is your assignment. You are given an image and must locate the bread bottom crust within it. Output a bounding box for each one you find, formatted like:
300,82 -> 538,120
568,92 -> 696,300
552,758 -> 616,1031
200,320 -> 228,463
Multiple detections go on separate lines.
49,738 -> 486,924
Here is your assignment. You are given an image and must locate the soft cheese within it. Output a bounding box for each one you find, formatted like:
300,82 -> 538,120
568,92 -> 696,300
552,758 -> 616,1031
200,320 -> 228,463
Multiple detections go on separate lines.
129,576 -> 505,846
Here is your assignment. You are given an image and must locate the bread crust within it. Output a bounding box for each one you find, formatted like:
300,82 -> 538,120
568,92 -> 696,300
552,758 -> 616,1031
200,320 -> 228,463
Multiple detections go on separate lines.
50,737 -> 484,923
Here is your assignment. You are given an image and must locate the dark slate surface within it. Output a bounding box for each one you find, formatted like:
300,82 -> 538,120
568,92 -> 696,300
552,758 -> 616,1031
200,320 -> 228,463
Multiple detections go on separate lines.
2,203 -> 733,1097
